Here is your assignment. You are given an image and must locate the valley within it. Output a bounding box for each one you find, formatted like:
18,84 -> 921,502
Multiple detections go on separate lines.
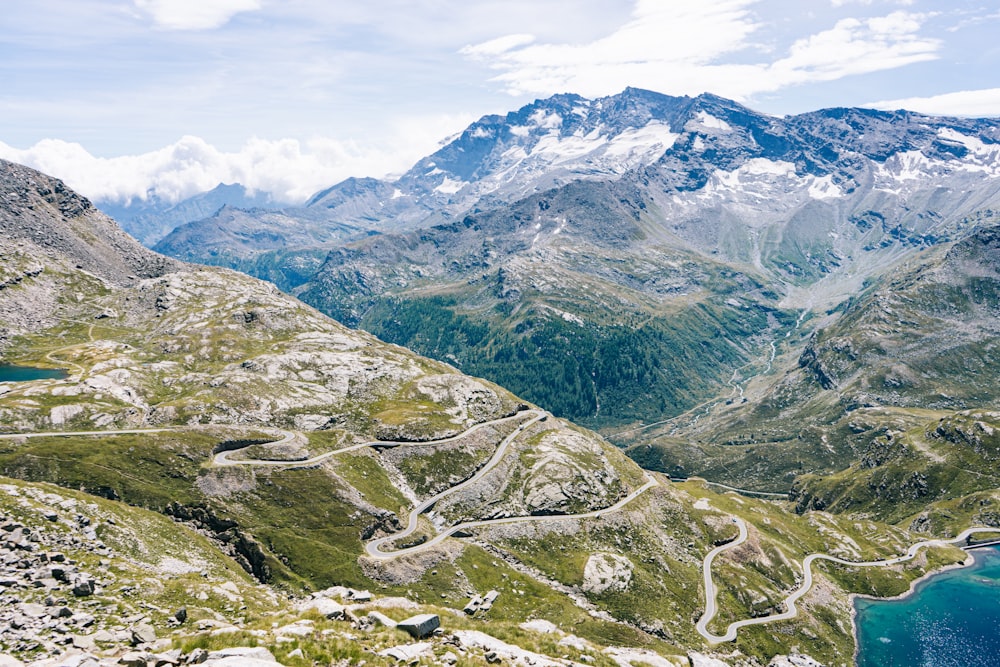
4,85 -> 1000,667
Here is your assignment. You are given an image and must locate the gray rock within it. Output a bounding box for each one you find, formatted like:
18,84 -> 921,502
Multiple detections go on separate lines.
346,589 -> 372,602
366,611 -> 397,628
768,656 -> 825,667
184,648 -> 208,664
71,576 -> 94,597
397,613 -> 440,639
118,651 -> 152,667
305,597 -> 344,619
130,622 -> 156,645
203,647 -> 278,665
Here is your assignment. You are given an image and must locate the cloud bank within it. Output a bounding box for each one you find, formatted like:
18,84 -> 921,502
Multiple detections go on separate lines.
0,115 -> 473,206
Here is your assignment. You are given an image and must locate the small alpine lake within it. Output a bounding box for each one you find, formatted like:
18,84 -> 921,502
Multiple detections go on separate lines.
855,545 -> 1000,667
0,365 -> 67,382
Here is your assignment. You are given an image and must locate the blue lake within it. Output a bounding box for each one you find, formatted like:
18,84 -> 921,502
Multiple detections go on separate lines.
0,365 -> 67,382
855,546 -> 1000,666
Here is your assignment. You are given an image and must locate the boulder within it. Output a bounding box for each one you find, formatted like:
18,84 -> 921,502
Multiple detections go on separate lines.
71,576 -> 95,597
366,611 -> 397,628
397,613 -> 440,639
185,648 -> 208,664
130,622 -> 157,645
119,651 -> 153,667
204,647 -> 276,663
300,597 -> 344,619
581,553 -> 633,594
769,656 -> 825,667
689,653 -> 731,667
378,643 -> 433,662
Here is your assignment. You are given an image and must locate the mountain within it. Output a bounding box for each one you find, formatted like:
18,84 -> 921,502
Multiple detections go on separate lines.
152,89 -> 717,286
2,158 -> 976,666
273,91 -> 1000,437
96,182 -> 279,246
152,205 -> 362,291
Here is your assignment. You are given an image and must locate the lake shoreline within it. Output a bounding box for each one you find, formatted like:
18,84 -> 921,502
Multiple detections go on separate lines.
850,545 -> 995,665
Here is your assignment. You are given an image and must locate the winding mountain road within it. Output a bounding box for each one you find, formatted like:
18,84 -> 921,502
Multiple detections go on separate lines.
9,417 -> 995,646
0,428 -> 174,440
696,520 -> 1000,644
212,411 -> 531,467
205,408 -> 662,560
1,410 -> 663,562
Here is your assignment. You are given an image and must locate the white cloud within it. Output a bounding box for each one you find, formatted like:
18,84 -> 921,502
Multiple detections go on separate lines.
0,114 -> 474,205
762,12 -> 939,88
866,87 -> 1000,117
462,1 -> 939,101
462,0 -> 761,96
462,34 -> 537,58
133,0 -> 261,30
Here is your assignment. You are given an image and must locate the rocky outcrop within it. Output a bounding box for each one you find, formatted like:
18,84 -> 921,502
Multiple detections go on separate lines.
0,160 -> 180,287
581,553 -> 633,594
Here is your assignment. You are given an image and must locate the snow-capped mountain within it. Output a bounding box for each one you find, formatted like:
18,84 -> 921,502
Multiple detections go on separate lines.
155,88 -> 1000,299
305,88 -> 736,226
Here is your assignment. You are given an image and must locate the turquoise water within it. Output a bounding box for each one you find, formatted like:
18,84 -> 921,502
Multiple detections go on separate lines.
0,365 -> 67,382
855,546 -> 1000,666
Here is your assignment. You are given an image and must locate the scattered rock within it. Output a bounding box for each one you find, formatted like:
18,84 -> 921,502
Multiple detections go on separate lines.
689,653 -> 732,667
379,643 -> 433,662
299,598 -> 344,620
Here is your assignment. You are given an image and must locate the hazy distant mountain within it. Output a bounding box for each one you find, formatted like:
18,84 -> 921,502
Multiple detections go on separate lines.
96,182 -> 279,246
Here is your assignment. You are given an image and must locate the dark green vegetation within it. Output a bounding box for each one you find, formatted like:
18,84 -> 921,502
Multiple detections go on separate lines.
0,431 -> 383,588
360,294 -> 792,429
295,181 -> 797,431
629,224 -> 1000,500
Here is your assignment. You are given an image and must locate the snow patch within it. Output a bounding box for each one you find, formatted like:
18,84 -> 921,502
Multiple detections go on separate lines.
604,121 -> 679,162
434,177 -> 466,195
808,175 -> 842,200
740,158 -> 796,176
529,109 -> 563,130
695,111 -> 732,132
937,127 -> 987,154
469,126 -> 493,139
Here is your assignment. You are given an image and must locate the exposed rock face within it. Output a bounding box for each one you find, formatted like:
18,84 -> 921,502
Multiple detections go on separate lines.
581,553 -> 633,594
768,655 -> 826,667
432,419 -> 642,523
0,160 -> 179,287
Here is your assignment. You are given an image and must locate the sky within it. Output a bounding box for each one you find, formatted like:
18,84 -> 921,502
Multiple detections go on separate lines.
1,0 -> 1000,205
